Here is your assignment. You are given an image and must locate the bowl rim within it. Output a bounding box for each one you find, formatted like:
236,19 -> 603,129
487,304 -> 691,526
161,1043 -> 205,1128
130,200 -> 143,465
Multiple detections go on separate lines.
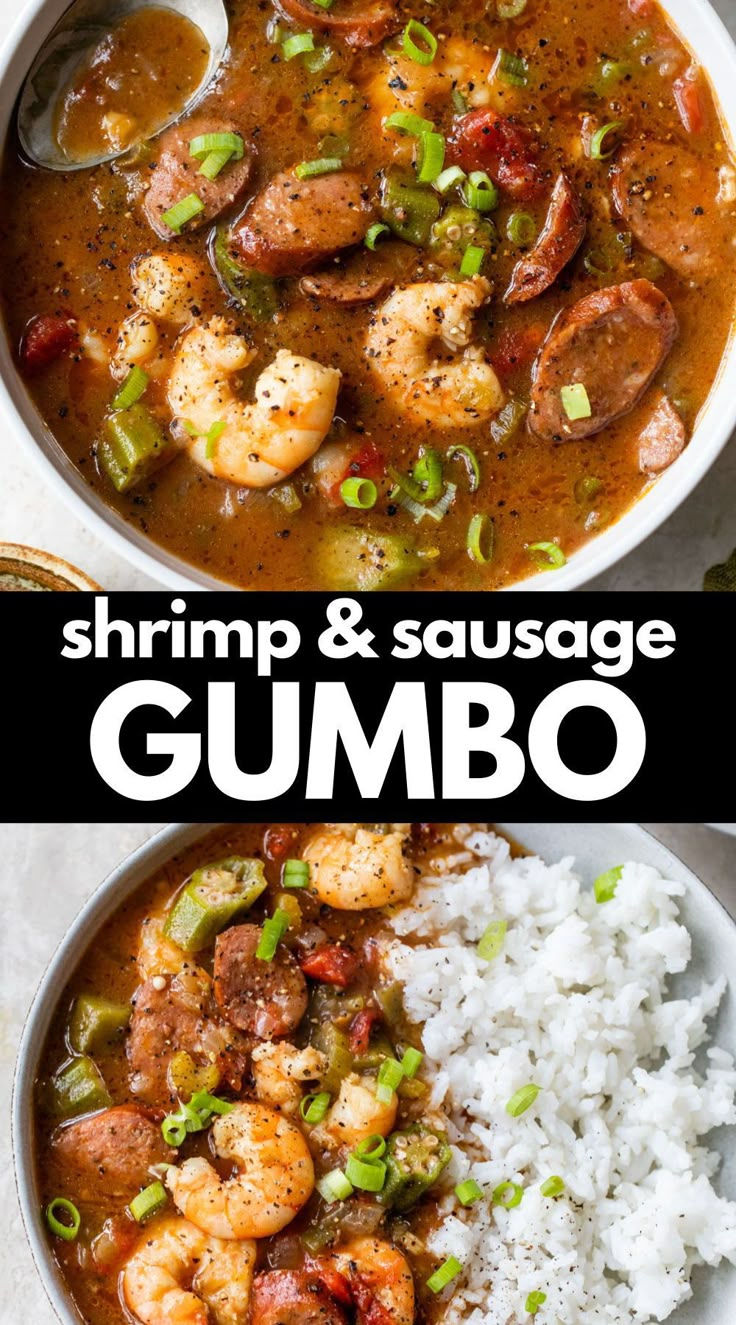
0,0 -> 735,592
12,819 -> 736,1325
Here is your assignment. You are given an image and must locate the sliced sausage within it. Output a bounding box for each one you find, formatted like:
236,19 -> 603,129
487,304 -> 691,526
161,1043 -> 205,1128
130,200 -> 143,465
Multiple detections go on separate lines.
213,924 -> 308,1038
529,279 -> 678,441
638,389 -> 687,473
505,173 -> 586,304
300,243 -> 414,305
51,1105 -> 175,1201
252,1271 -> 348,1325
610,140 -> 721,279
127,970 -> 248,1106
144,115 -> 255,240
276,0 -> 399,48
233,171 -> 377,277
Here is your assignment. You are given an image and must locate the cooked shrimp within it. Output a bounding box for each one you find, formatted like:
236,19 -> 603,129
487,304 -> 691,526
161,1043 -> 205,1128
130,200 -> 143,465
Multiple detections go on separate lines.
133,252 -> 207,324
122,1216 -> 256,1325
252,1042 -> 327,1116
166,1101 -> 314,1239
303,827 -> 414,910
168,318 -> 341,487
313,1073 -> 398,1150
112,310 -> 162,380
366,279 -> 503,429
323,1238 -> 414,1325
137,900 -> 187,979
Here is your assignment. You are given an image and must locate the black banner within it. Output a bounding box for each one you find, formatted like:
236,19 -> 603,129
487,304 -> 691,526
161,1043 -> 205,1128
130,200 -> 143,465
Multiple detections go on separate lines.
5,591 -> 731,819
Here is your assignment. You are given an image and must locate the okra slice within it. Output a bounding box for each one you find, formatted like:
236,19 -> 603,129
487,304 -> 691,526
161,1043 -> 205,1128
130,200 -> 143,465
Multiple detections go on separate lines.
68,994 -> 131,1054
380,1123 -> 451,1212
98,402 -> 170,493
163,856 -> 267,952
51,1056 -> 111,1118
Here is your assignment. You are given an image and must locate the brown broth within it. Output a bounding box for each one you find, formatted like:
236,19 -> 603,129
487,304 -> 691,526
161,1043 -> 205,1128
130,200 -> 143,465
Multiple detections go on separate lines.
55,7 -> 209,163
1,0 -> 735,589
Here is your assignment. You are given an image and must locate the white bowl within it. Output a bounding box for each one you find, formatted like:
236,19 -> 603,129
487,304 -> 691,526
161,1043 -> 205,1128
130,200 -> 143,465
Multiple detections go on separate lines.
0,0 -> 735,591
12,821 -> 736,1324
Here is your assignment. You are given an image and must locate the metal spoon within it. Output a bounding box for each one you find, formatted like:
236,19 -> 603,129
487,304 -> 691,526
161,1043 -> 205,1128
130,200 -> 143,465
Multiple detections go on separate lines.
18,0 -> 229,171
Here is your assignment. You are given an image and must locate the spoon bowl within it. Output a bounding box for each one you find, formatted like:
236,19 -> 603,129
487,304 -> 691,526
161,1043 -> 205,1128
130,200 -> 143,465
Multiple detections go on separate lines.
17,0 -> 229,171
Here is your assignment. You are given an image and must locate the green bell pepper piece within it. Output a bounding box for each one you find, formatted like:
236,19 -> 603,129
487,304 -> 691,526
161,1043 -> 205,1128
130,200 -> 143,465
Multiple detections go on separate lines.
51,1056 -> 112,1118
164,856 -> 267,952
69,995 -> 130,1054
380,1124 -> 451,1212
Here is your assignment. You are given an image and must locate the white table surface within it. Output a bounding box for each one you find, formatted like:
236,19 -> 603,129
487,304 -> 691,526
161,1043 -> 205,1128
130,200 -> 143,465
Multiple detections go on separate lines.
1,821 -> 735,1322
0,1 -> 735,592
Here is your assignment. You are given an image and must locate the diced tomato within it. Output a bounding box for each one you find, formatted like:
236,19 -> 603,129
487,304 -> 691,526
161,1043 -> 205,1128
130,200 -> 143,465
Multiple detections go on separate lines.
348,1005 -> 382,1056
300,944 -> 360,987
673,66 -> 705,134
329,440 -> 384,504
490,323 -> 546,382
20,313 -> 77,374
447,111 -> 545,201
627,0 -> 653,15
264,825 -> 298,860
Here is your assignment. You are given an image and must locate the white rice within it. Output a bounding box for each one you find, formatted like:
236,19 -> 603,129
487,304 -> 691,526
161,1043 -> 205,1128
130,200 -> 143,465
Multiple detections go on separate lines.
386,829 -> 736,1324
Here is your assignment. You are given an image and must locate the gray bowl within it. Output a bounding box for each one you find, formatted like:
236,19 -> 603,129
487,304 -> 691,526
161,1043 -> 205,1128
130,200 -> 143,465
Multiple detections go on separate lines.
13,822 -> 736,1324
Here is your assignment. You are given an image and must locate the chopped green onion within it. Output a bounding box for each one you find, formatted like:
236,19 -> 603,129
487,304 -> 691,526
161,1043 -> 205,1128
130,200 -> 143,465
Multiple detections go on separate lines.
129,1181 -> 167,1223
257,908 -> 292,960
583,248 -> 611,277
412,448 -> 444,502
447,444 -> 480,493
400,1047 -> 423,1078
455,1178 -> 484,1206
506,211 -> 536,245
561,382 -> 592,421
417,131 -> 446,184
198,148 -> 236,181
295,157 -> 343,180
402,19 -> 438,67
282,32 -> 315,59
300,1091 -> 331,1124
540,1175 -> 565,1198
345,1153 -> 387,1191
205,421 -> 226,459
528,541 -> 566,570
354,1134 -> 387,1161
45,1198 -> 81,1242
498,0 -> 528,16
317,1169 -> 354,1202
491,397 -> 527,445
385,111 -> 435,137
190,132 -> 244,162
467,513 -> 495,565
190,1090 -> 234,1119
423,482 -> 456,523
304,45 -> 335,74
435,165 -> 467,195
460,244 -> 486,276
506,1084 -> 541,1117
477,919 -> 507,961
594,865 -> 623,903
526,1292 -> 547,1315
463,171 -> 498,213
590,120 -> 625,160
426,1256 -> 463,1294
376,1056 -> 404,1103
341,477 -> 378,509
283,858 -> 310,888
365,222 -> 390,250
574,475 -> 603,503
160,1093 -> 233,1147
112,365 -> 149,412
496,48 -> 529,87
160,193 -> 205,234
492,1181 -> 524,1208
310,0 -> 336,8
452,89 -> 469,115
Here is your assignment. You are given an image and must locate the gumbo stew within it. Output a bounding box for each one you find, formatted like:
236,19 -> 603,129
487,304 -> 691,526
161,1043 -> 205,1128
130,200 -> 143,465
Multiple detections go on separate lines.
2,0 -> 735,588
34,823 -> 467,1325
